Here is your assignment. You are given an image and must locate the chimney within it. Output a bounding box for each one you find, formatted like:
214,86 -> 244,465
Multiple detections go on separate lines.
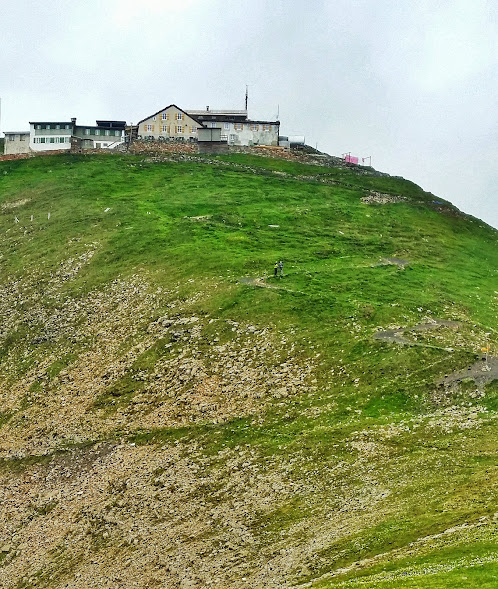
71,117 -> 76,125
206,106 -> 209,112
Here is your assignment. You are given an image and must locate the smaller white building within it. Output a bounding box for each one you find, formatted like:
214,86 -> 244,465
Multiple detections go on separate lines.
3,132 -> 30,154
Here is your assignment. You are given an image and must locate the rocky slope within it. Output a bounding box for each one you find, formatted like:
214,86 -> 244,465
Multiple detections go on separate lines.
0,151 -> 496,588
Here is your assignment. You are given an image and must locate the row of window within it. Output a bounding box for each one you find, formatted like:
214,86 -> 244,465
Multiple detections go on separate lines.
211,122 -> 272,131
33,137 -> 70,144
151,112 -> 184,122
34,124 -> 121,136
143,124 -> 196,134
144,120 -> 272,133
84,129 -> 121,136
35,124 -> 71,130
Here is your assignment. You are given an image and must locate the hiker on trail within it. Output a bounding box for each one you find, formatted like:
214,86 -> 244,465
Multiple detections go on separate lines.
274,262 -> 278,277
279,260 -> 284,277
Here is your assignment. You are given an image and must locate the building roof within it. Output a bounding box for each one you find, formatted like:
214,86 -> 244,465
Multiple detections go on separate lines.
76,124 -> 123,130
136,104 -> 205,127
187,109 -> 248,123
29,122 -> 73,125
96,120 -> 127,129
4,131 -> 30,135
245,120 -> 280,125
186,109 -> 247,116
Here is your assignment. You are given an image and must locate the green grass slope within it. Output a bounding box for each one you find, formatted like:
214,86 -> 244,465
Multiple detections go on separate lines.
0,152 -> 496,588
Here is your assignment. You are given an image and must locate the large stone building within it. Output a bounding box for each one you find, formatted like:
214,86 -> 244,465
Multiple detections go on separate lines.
136,105 -> 202,142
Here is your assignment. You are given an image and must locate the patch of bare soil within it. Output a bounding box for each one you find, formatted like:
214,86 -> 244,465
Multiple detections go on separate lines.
374,319 -> 460,348
1,198 -> 31,210
439,356 -> 498,387
238,276 -> 302,295
379,257 -> 410,268
361,192 -> 407,204
238,276 -> 280,290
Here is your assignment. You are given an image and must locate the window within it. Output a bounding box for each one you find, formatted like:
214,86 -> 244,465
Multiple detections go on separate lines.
250,124 -> 259,131
46,125 -> 51,130
263,124 -> 271,131
153,116 -> 157,121
40,137 -> 45,143
190,126 -> 196,133
146,124 -> 152,132
210,122 -> 217,128
234,123 -> 243,131
162,113 -> 168,120
8,135 -> 14,141
115,130 -> 121,136
224,122 -> 230,130
105,130 -> 110,136
220,134 -> 228,141
20,135 -> 25,141
95,129 -> 101,135
85,129 -> 90,135
176,125 -> 183,133
176,112 -> 183,120
65,124 -> 71,130
50,137 -> 55,143
162,125 -> 168,133
36,124 -> 41,130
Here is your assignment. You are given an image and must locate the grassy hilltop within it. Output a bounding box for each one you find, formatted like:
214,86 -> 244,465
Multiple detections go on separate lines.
0,152 -> 496,588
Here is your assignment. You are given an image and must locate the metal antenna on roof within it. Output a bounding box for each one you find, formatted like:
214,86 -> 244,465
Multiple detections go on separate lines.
245,85 -> 248,111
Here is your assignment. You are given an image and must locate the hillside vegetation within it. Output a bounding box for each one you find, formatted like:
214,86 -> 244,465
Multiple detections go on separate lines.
0,152 -> 496,588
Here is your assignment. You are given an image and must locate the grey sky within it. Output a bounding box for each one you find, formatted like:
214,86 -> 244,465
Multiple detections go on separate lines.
1,0 -> 497,228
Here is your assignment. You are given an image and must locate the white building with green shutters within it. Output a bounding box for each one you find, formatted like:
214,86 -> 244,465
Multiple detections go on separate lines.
28,118 -> 126,152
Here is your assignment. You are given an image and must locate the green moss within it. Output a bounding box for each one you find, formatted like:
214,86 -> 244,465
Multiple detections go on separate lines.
93,373 -> 145,413
46,354 -> 77,379
483,379 -> 498,411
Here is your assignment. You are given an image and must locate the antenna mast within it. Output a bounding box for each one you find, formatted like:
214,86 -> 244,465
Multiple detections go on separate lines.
245,85 -> 248,111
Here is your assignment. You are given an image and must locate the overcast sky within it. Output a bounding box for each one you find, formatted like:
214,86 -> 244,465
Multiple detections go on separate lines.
1,0 -> 497,228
